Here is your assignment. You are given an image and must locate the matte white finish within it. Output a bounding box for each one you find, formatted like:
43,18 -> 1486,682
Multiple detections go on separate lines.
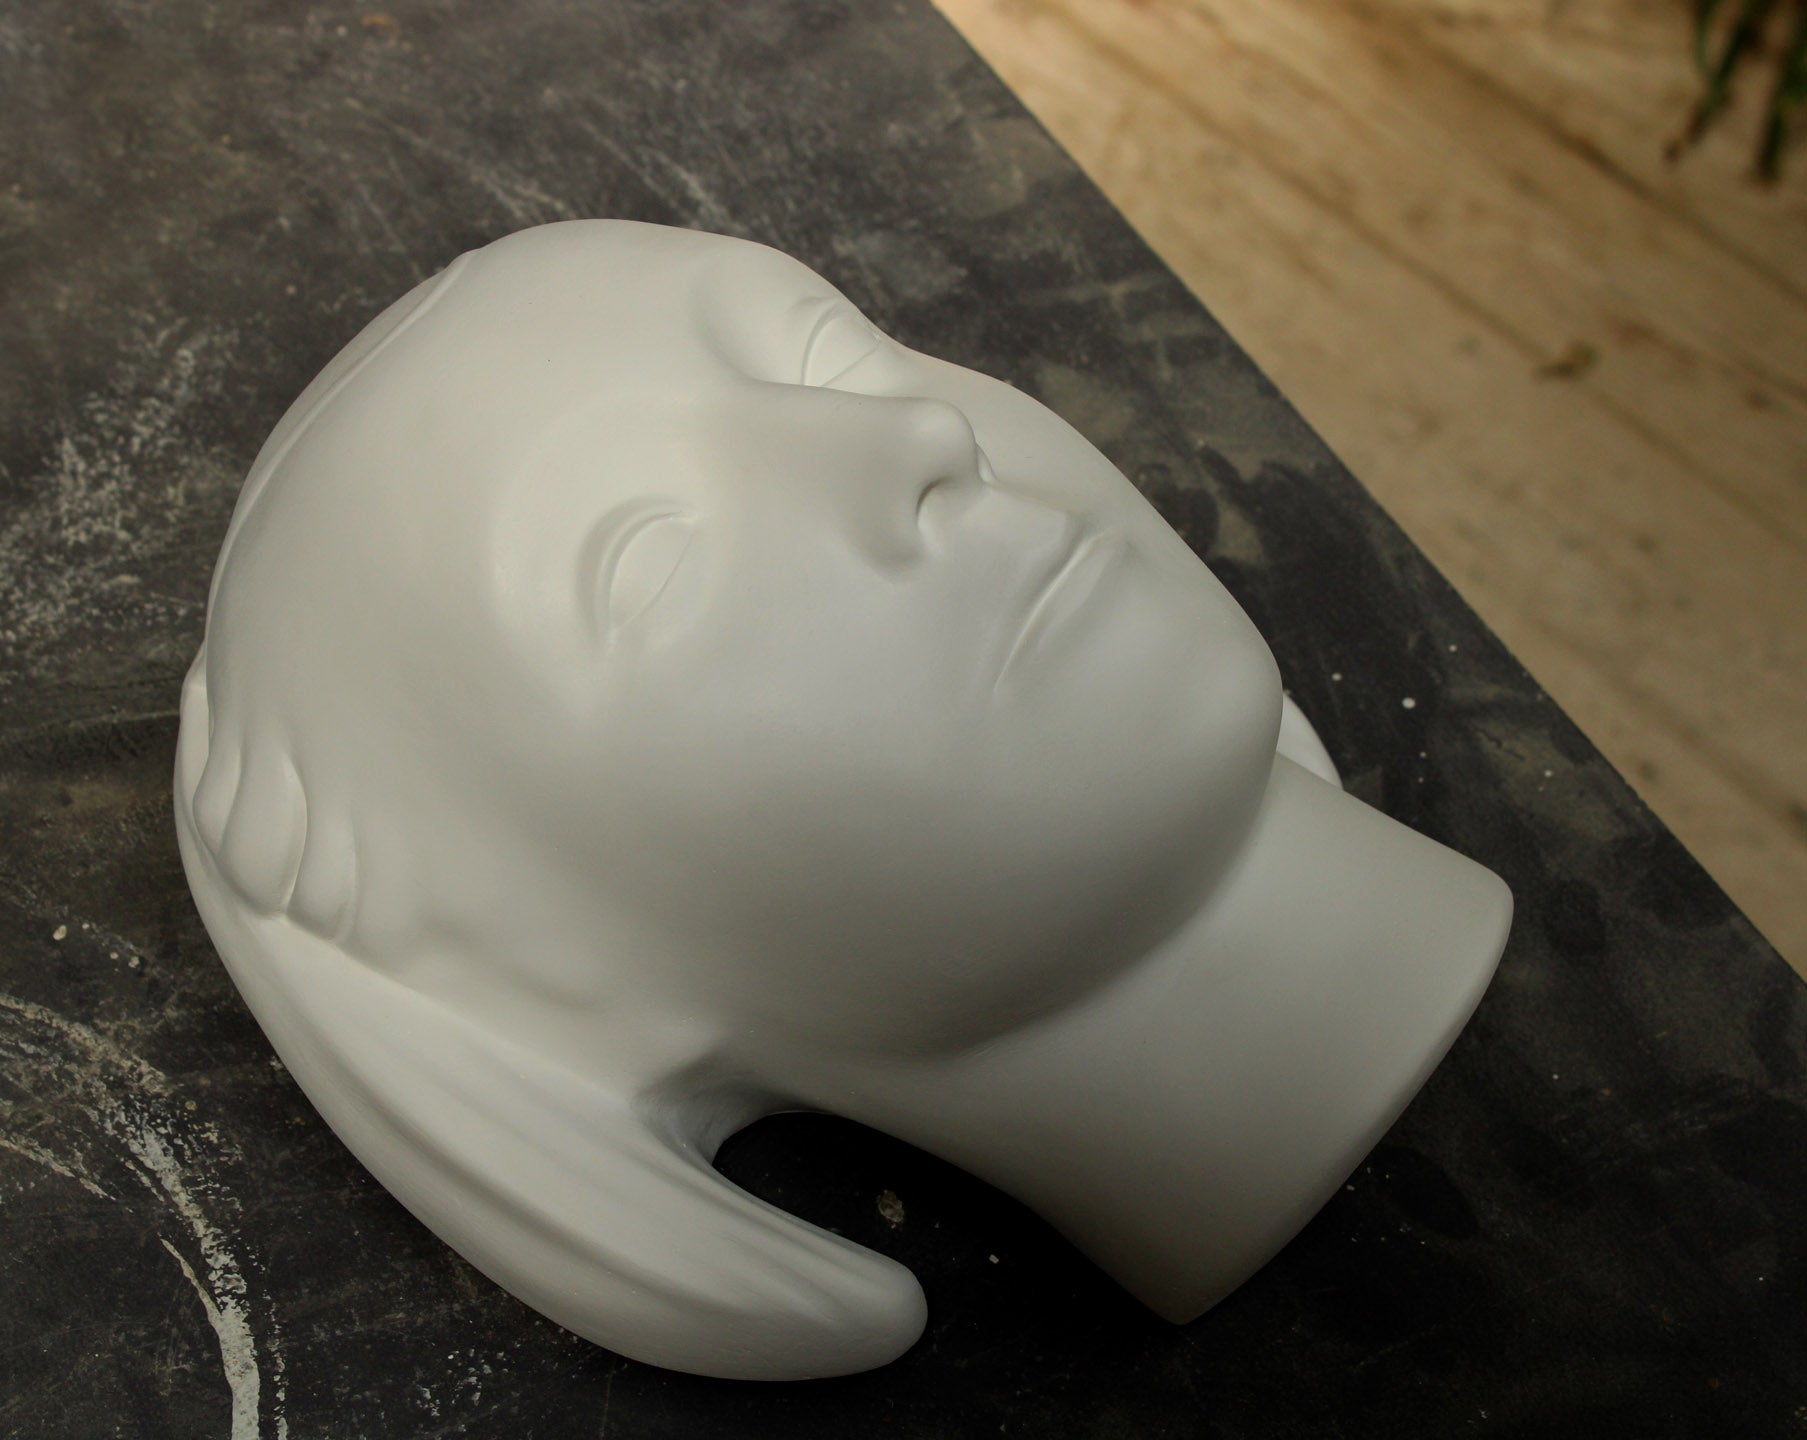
174,220 -> 1511,1380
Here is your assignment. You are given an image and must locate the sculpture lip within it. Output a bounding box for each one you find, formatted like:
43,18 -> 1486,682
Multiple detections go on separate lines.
997,525 -> 1123,683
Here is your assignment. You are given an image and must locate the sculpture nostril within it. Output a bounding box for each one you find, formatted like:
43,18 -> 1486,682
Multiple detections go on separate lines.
893,398 -> 987,547
914,472 -> 979,542
915,475 -> 944,526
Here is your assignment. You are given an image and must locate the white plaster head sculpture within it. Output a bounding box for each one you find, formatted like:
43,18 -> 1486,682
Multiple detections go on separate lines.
174,220 -> 1512,1380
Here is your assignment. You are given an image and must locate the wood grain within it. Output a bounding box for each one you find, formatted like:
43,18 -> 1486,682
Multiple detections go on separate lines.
936,0 -> 1807,969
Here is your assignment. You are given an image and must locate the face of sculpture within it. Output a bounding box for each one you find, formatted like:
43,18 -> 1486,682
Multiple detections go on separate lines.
451,228 -> 1284,1054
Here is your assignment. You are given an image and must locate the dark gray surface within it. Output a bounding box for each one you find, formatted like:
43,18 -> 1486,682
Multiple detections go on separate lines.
2,2 -> 1802,1436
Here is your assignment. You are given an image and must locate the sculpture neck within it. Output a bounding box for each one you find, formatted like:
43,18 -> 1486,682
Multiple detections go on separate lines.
772,758 -> 1511,1321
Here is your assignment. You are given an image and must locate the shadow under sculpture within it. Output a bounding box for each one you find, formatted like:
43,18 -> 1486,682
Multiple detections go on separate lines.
173,220 -> 1512,1381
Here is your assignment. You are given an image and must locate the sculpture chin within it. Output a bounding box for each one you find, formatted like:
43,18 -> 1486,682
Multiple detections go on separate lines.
174,218 -> 1511,1380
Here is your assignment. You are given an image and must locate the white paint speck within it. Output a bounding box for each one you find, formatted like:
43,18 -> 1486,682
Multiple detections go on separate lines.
1331,672 -> 1343,682
1401,696 -> 1417,710
988,1254 -> 999,1264
52,924 -> 67,941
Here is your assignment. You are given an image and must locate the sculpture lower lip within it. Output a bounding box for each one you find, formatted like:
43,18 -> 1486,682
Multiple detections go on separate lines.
998,529 -> 1123,682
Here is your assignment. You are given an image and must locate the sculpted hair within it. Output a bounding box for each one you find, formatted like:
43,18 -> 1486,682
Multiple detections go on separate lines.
186,259 -> 473,958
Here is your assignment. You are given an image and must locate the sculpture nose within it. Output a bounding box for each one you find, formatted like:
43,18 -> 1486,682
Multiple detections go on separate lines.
895,394 -> 983,499
852,394 -> 987,566
803,390 -> 1069,570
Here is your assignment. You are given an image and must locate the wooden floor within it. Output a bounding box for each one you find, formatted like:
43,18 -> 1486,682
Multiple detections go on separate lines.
936,0 -> 1807,972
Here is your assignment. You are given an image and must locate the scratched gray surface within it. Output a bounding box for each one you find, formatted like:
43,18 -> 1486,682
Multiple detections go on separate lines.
3,2 -> 1804,1436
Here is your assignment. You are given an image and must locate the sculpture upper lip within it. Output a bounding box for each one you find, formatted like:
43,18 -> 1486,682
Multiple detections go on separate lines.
997,525 -> 1122,684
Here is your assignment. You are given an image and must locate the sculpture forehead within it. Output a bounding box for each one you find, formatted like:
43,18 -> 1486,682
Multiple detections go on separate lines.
460,221 -> 846,359
230,227 -> 866,682
280,226 -> 840,518
212,226 -> 855,664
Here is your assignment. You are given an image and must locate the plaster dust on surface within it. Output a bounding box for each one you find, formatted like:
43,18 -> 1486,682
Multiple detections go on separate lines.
0,1132 -> 110,1200
161,1237 -> 268,1440
0,318 -> 242,709
0,990 -> 288,1439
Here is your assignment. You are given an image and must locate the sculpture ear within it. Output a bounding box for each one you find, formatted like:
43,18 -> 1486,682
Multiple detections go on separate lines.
180,655 -> 362,943
215,911 -> 927,1380
186,658 -> 306,916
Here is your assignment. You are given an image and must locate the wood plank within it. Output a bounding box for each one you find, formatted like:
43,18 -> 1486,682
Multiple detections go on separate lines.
1044,0 -> 1807,541
1390,0 -> 1807,289
934,0 -> 1807,968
